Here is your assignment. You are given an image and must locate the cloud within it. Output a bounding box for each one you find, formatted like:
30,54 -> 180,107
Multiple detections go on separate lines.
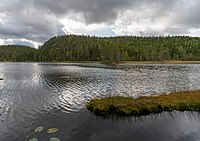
32,0 -> 136,24
0,0 -> 65,47
0,0 -> 200,48
112,0 -> 200,36
2,38 -> 42,48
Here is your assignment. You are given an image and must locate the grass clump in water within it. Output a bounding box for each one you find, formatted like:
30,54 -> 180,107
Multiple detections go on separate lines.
86,90 -> 200,116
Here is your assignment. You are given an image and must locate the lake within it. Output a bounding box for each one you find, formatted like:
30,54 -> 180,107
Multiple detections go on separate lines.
0,63 -> 200,141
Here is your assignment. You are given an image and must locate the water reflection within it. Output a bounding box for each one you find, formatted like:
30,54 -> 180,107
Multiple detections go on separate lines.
0,63 -> 200,140
67,111 -> 200,141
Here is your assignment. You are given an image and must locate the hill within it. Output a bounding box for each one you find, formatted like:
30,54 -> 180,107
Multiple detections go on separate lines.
39,35 -> 200,62
0,45 -> 38,62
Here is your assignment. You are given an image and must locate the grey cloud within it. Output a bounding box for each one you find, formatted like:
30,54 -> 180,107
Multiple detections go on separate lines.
0,0 -> 64,44
170,1 -> 200,28
0,0 -> 200,47
33,0 -> 137,24
0,1 -> 64,43
36,0 -> 173,24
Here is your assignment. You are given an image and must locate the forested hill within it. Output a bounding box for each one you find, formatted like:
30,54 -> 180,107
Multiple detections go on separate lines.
1,35 -> 200,62
0,45 -> 38,62
39,35 -> 200,62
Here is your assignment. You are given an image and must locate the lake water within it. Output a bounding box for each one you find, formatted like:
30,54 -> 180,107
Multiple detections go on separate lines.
0,63 -> 200,141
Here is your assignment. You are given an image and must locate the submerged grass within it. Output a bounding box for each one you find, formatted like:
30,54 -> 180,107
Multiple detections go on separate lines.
86,90 -> 200,116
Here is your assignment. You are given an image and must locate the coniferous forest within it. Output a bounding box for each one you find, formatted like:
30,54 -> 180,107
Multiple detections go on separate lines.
0,35 -> 200,62
0,45 -> 38,62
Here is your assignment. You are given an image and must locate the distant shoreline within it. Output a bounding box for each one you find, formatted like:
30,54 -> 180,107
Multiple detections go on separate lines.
120,61 -> 200,64
1,60 -> 200,64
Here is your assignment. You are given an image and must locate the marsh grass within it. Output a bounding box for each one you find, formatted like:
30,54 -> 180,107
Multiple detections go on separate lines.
86,90 -> 200,116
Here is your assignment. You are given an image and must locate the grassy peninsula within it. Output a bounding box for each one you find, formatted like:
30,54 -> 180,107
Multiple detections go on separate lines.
87,90 -> 200,116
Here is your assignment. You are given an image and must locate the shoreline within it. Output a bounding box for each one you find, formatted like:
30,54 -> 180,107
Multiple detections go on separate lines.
119,61 -> 200,64
1,61 -> 200,64
86,90 -> 200,117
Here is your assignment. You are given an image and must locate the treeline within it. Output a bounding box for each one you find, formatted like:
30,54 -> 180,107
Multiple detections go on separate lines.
39,35 -> 200,62
1,35 -> 200,62
0,45 -> 38,62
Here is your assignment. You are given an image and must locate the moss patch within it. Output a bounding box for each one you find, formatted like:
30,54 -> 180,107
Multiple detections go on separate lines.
86,90 -> 200,116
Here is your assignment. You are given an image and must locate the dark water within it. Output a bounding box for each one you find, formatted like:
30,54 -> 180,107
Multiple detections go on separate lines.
0,63 -> 200,141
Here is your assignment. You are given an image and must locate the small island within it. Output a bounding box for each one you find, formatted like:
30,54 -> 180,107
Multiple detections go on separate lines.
87,90 -> 200,116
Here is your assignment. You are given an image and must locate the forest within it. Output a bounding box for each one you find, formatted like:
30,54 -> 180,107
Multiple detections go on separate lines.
0,35 -> 200,62
0,45 -> 38,62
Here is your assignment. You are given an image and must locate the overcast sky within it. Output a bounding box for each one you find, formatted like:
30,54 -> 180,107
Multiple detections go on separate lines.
0,0 -> 200,48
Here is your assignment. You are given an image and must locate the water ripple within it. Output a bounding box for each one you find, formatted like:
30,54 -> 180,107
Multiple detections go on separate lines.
0,63 -> 200,140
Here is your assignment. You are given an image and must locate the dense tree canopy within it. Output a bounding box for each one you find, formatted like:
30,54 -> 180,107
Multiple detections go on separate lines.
39,35 -> 200,62
0,45 -> 38,62
1,35 -> 200,62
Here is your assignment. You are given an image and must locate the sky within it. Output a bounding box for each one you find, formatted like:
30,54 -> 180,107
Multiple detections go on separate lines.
0,0 -> 200,48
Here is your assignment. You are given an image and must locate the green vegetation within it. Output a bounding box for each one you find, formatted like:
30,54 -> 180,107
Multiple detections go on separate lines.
86,90 -> 200,116
34,126 -> 43,133
0,45 -> 38,62
25,126 -> 59,141
39,35 -> 200,62
1,35 -> 200,62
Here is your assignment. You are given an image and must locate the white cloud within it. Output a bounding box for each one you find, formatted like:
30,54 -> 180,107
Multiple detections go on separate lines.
112,7 -> 167,36
0,38 -> 4,45
187,28 -> 200,37
111,0 -> 200,37
0,38 -> 42,49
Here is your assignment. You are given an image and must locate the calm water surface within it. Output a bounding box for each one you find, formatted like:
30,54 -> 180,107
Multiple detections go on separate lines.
0,63 -> 200,141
